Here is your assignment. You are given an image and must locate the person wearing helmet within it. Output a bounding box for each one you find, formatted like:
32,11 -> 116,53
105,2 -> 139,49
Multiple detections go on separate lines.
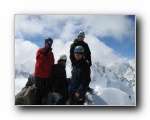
48,54 -> 69,105
70,31 -> 93,93
70,31 -> 92,67
68,46 -> 91,105
34,37 -> 54,105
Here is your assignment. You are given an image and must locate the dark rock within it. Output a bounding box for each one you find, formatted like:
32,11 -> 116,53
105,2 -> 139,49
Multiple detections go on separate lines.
15,74 -> 52,105
15,84 -> 35,105
25,74 -> 35,87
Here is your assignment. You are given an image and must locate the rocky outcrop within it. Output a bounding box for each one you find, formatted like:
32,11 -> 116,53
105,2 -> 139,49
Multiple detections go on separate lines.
15,74 -> 52,105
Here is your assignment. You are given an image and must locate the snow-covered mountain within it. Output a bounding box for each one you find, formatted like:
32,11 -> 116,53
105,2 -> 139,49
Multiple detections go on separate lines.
15,64 -> 31,78
89,61 -> 135,104
109,62 -> 135,81
15,60 -> 136,105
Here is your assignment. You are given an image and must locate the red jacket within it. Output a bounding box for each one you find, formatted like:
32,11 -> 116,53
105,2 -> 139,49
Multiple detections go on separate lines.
34,46 -> 54,78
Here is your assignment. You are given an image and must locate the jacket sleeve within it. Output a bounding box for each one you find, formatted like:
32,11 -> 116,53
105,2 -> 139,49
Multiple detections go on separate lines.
77,63 -> 91,94
86,44 -> 92,66
35,49 -> 45,67
36,49 -> 43,60
48,51 -> 55,76
70,43 -> 77,63
48,65 -> 56,88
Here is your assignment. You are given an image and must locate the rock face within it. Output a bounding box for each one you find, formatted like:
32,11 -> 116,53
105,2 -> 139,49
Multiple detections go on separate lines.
15,74 -> 52,105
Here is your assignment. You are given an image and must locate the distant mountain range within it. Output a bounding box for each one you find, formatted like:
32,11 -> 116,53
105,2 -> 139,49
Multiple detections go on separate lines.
15,64 -> 31,78
90,61 -> 135,97
15,60 -> 135,84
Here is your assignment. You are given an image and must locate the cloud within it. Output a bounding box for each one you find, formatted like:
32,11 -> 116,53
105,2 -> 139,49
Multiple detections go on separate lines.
83,35 -> 134,67
82,15 -> 135,41
15,15 -> 135,73
15,15 -> 135,42
15,38 -> 39,73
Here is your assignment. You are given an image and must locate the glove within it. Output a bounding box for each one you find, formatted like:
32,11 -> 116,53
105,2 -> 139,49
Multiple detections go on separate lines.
71,61 -> 76,67
43,47 -> 51,56
86,60 -> 92,67
89,62 -> 92,67
74,94 -> 85,102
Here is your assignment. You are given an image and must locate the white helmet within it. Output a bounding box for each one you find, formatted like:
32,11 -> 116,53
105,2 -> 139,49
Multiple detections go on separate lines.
59,54 -> 67,61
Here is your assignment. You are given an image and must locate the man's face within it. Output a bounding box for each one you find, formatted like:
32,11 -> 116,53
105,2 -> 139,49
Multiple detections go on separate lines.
74,53 -> 82,61
78,35 -> 84,42
60,60 -> 66,66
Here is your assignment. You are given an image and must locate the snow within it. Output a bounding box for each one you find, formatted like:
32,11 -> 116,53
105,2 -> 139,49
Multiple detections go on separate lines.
15,65 -> 136,105
95,87 -> 133,105
15,57 -> 136,105
15,78 -> 28,95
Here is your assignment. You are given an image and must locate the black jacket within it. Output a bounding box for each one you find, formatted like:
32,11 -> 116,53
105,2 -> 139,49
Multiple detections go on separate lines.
68,58 -> 91,96
49,61 -> 67,90
70,39 -> 92,66
48,61 -> 69,105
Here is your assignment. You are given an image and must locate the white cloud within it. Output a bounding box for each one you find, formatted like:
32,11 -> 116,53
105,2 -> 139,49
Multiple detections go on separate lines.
82,15 -> 135,41
15,16 -> 45,38
128,59 -> 136,69
15,15 -> 135,74
15,15 -> 134,42
15,38 -> 39,73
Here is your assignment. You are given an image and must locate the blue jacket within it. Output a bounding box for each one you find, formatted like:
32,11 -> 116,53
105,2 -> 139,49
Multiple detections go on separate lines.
68,58 -> 91,96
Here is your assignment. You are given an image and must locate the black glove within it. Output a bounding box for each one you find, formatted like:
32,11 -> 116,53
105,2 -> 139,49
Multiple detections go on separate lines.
71,61 -> 76,67
43,47 -> 51,56
74,94 -> 85,102
89,62 -> 92,67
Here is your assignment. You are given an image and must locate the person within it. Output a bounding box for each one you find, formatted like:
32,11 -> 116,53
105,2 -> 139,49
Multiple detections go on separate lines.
70,31 -> 93,92
34,37 -> 54,105
48,54 -> 69,105
68,46 -> 91,105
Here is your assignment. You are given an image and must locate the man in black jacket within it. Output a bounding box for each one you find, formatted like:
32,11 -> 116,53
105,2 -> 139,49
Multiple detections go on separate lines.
70,31 -> 93,92
70,31 -> 92,67
49,54 -> 69,105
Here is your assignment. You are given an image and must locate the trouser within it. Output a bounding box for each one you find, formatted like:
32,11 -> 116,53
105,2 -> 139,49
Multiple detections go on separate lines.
53,84 -> 69,105
34,76 -> 47,105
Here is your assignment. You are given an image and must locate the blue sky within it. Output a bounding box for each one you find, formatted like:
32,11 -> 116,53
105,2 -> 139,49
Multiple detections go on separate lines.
15,15 -> 135,67
99,15 -> 135,59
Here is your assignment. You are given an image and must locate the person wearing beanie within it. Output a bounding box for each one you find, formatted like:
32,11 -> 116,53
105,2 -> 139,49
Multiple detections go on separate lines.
34,37 -> 54,105
48,54 -> 69,105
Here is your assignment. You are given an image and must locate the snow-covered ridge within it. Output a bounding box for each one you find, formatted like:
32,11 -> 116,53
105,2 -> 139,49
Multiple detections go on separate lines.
90,61 -> 135,95
15,58 -> 136,105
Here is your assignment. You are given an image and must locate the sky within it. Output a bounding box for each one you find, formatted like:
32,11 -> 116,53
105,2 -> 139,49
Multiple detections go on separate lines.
15,15 -> 135,73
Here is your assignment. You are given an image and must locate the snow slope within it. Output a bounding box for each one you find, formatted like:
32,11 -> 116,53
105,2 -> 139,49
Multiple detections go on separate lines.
15,60 -> 136,106
85,87 -> 134,105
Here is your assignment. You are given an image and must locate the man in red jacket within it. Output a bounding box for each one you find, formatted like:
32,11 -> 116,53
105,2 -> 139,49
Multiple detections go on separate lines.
34,37 -> 54,105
